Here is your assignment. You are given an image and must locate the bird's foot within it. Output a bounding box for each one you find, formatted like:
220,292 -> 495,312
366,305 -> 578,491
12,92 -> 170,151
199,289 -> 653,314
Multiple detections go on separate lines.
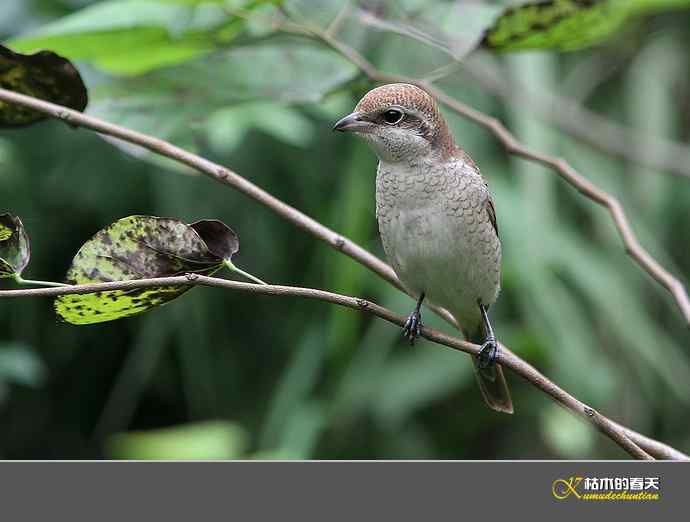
477,337 -> 498,369
402,310 -> 423,345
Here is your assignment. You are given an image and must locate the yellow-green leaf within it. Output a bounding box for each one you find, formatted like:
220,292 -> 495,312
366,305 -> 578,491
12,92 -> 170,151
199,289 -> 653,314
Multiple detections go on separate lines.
0,213 -> 30,278
55,215 -> 239,325
106,421 -> 249,460
480,0 -> 634,52
0,44 -> 87,127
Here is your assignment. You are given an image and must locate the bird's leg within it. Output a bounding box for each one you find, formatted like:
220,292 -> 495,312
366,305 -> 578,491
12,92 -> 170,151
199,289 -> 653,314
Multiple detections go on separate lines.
477,302 -> 498,369
402,292 -> 425,345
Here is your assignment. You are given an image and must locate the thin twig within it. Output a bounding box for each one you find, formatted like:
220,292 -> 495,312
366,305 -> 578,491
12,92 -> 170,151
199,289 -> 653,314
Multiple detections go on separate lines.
308,30 -> 690,327
0,90 -> 683,459
0,274 -> 680,460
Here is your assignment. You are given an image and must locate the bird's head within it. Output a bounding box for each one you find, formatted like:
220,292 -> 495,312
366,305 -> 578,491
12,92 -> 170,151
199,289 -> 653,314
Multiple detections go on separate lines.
333,83 -> 455,163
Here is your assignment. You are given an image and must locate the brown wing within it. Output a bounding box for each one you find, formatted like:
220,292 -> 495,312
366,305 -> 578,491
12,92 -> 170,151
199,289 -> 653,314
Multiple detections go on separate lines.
485,192 -> 499,239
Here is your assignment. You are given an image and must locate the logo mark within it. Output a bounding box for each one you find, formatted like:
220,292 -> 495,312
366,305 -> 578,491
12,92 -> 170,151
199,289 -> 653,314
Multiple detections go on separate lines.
552,477 -> 583,500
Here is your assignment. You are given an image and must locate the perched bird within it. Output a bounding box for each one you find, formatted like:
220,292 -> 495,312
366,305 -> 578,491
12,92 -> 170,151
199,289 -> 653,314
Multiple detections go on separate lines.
334,83 -> 513,414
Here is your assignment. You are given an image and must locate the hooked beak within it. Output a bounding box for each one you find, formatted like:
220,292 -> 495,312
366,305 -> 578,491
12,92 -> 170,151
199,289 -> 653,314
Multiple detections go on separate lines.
332,112 -> 372,133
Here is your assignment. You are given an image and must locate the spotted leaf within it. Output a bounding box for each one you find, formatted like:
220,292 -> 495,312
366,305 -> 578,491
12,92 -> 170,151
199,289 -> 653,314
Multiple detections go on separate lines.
0,213 -> 30,278
0,44 -> 88,127
480,0 -> 633,52
55,215 -> 239,325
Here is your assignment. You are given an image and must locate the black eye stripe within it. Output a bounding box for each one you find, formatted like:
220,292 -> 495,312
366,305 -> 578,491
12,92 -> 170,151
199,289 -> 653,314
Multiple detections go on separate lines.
382,108 -> 404,125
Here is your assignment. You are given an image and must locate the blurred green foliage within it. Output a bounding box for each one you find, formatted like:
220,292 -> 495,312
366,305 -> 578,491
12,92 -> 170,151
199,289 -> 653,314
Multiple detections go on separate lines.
0,0 -> 689,459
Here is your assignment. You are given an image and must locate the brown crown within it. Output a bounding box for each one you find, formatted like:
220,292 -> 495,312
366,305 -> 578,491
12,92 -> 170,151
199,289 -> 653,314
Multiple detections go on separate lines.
355,83 -> 456,157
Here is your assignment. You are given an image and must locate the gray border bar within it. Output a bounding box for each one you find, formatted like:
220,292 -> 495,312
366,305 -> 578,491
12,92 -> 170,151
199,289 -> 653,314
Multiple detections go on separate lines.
0,461 -> 683,520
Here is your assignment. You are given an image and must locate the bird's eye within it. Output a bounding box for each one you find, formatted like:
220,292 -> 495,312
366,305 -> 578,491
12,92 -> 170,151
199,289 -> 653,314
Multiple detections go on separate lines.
382,108 -> 404,125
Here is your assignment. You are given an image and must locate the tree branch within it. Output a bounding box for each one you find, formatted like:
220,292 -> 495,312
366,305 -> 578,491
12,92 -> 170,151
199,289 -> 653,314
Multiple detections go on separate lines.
2,274 -> 685,460
0,88 -> 685,459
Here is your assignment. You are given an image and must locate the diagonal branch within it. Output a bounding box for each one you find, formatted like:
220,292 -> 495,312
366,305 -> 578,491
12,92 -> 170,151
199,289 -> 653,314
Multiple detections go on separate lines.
0,87 -> 454,333
309,30 -> 690,327
2,273 -> 685,460
353,6 -> 690,179
0,89 -> 685,460
461,54 -> 690,181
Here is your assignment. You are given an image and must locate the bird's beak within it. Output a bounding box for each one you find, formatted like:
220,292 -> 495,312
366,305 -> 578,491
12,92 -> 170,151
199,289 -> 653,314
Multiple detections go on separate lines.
332,112 -> 372,133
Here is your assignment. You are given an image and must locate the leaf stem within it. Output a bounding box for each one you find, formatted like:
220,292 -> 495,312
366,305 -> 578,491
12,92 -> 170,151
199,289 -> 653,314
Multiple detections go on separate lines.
14,275 -> 68,288
225,261 -> 267,285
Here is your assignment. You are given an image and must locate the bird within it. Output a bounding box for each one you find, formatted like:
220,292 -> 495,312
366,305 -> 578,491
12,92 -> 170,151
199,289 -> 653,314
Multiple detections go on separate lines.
333,83 -> 513,414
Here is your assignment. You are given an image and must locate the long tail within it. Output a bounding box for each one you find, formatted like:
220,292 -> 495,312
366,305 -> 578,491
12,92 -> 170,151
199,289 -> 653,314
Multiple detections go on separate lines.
468,331 -> 514,414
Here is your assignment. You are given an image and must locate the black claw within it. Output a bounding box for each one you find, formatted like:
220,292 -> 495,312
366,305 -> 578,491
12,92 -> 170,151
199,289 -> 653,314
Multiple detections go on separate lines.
477,338 -> 498,369
402,310 -> 423,345
477,301 -> 499,369
402,293 -> 425,345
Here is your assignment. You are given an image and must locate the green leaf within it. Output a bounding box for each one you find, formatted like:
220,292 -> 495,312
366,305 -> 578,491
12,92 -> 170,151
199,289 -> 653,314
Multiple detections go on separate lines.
0,212 -> 30,278
0,45 -> 87,127
480,0 -> 634,52
482,0 -> 690,53
54,216 -> 239,325
7,0 -> 277,75
25,28 -> 218,76
106,421 -> 249,459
